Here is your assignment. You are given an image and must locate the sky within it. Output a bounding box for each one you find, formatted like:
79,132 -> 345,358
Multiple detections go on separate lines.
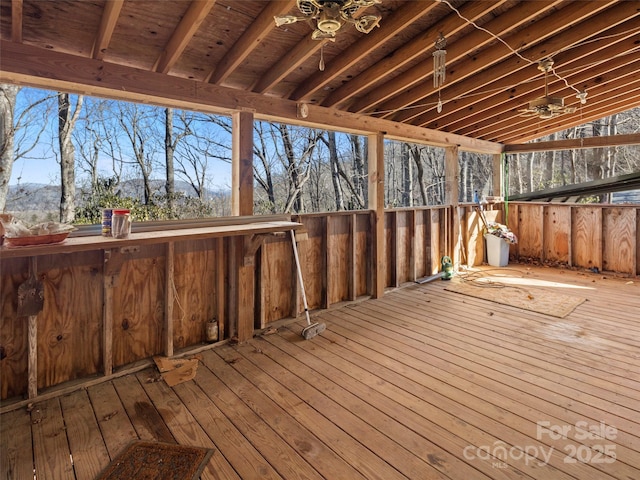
9,88 -> 233,190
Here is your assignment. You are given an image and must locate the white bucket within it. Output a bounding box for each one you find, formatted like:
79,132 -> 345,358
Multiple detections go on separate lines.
484,234 -> 509,267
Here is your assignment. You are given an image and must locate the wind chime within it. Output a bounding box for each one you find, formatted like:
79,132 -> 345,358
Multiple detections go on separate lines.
433,33 -> 447,113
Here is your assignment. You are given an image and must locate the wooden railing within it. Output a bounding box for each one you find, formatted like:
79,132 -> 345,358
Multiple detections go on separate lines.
0,208 -> 450,403
505,202 -> 639,276
3,202 -> 635,403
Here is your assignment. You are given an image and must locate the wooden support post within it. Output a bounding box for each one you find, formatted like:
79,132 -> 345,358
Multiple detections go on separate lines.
349,213 -> 357,301
390,211 -> 398,288
368,132 -> 385,298
410,209 -> 417,282
231,110 -> 255,342
492,153 -> 503,197
164,242 -> 174,357
324,215 -> 331,309
445,146 -> 461,268
231,110 -> 254,217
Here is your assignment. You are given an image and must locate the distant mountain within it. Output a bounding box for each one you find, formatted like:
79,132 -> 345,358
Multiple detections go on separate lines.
6,179 -> 229,216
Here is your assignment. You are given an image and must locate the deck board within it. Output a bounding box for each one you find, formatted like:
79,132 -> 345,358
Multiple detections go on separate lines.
1,265 -> 638,480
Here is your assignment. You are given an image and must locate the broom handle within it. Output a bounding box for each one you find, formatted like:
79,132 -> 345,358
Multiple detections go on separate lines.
290,230 -> 311,326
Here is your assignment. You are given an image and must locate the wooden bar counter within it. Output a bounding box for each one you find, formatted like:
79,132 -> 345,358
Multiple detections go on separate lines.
0,215 -> 301,405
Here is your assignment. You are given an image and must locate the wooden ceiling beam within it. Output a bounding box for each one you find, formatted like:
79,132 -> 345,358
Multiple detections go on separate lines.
487,79 -> 640,143
153,0 -> 217,74
0,40 -> 502,154
11,0 -> 23,43
355,0 -> 567,116
428,27 -> 639,133
91,0 -> 124,60
206,0 -> 296,85
454,49 -> 640,138
252,36 -> 324,94
289,0 -> 440,102
504,133 -> 640,153
385,0 -> 619,123
344,0 -> 514,113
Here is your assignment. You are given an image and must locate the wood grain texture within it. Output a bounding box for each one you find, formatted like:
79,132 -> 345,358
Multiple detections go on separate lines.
172,367 -> 284,479
395,211 -> 411,284
602,207 -> 637,274
384,212 -> 396,288
137,370 -> 240,479
59,390 -> 111,479
517,204 -> 544,259
298,216 -> 326,310
414,210 -> 427,278
112,256 -> 164,367
465,209 -> 484,267
173,239 -> 218,349
31,398 -> 75,479
429,208 -> 446,275
87,381 -> 138,458
328,215 -> 351,304
0,259 -> 28,399
0,407 -> 33,479
571,206 -> 603,269
544,206 -> 571,263
355,213 -> 370,297
38,263 -> 103,389
260,235 -> 294,324
3,265 -> 640,478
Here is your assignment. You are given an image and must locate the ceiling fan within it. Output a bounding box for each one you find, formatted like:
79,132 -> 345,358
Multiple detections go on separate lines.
519,59 -> 577,119
274,0 -> 382,40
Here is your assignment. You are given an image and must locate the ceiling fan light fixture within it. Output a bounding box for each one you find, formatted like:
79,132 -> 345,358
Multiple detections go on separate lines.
519,58 -> 577,119
274,0 -> 382,40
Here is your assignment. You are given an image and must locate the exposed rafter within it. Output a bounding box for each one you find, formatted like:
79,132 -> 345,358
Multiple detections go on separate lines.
0,0 -> 637,145
346,0 -> 513,113
290,0 -> 439,102
206,0 -> 296,85
153,0 -> 217,74
386,0 -> 620,124
91,0 -> 124,60
11,0 -> 22,43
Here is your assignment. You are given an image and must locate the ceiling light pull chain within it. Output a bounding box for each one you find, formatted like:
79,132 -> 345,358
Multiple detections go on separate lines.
319,43 -> 325,71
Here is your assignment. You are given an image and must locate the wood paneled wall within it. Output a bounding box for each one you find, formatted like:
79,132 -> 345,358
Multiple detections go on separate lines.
2,204 -> 636,402
0,208 -> 448,402
506,203 -> 639,276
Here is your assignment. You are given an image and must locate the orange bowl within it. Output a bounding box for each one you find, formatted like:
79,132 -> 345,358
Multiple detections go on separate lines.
4,232 -> 71,247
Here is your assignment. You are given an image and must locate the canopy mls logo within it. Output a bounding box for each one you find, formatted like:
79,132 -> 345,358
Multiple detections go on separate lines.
463,420 -> 618,469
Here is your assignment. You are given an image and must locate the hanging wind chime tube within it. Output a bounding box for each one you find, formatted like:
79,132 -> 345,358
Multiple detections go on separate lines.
433,33 -> 447,113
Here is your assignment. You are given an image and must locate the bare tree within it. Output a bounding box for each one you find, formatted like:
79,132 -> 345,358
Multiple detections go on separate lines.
58,93 -> 83,222
0,85 -> 20,211
115,102 -> 161,205
0,85 -> 53,211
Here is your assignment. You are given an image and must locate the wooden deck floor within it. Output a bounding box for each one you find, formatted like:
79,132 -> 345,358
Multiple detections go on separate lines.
2,265 -> 639,480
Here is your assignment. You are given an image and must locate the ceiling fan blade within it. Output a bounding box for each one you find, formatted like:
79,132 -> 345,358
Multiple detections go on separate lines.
353,15 -> 381,34
274,15 -> 307,27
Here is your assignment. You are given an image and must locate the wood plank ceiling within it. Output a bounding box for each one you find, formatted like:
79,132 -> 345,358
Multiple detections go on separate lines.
1,0 -> 639,145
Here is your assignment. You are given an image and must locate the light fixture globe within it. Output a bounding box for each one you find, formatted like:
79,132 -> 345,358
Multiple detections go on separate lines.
318,10 -> 343,33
